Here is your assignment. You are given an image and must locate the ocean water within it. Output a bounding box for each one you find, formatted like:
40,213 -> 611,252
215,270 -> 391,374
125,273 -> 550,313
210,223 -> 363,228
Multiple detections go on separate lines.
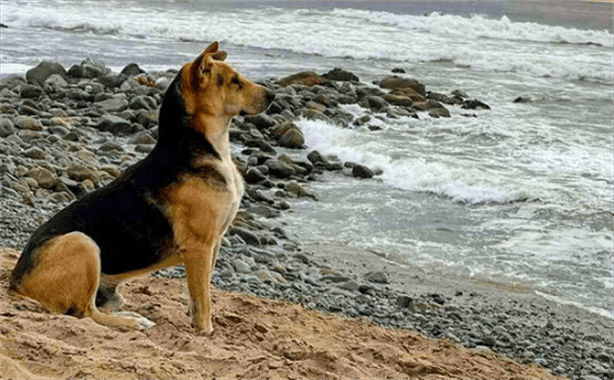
1,1 -> 612,317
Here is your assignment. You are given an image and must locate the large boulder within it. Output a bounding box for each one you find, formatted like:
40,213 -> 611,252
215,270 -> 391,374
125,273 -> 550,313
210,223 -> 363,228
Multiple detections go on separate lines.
279,128 -> 305,149
26,167 -> 57,189
120,63 -> 146,77
0,118 -> 15,137
382,94 -> 413,107
307,150 -> 329,167
352,164 -> 374,179
95,114 -> 132,135
321,68 -> 359,82
96,96 -> 129,113
98,73 -> 128,89
377,76 -> 426,96
244,113 -> 276,130
271,121 -> 305,149
19,84 -> 43,99
14,116 -> 42,131
462,99 -> 491,110
265,159 -> 295,178
67,58 -> 110,79
389,87 -> 426,103
26,61 -> 67,86
276,71 -> 324,87
358,95 -> 389,112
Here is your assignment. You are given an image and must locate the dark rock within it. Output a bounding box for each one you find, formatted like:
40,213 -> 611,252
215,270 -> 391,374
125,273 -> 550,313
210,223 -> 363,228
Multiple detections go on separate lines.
397,296 -> 413,308
278,128 -> 305,149
23,147 -> 46,160
427,91 -> 452,104
411,99 -> 445,112
451,89 -> 469,99
26,61 -> 67,86
265,159 -> 295,178
233,259 -> 252,274
98,141 -> 124,153
98,73 -> 128,89
128,131 -> 156,145
429,107 -> 451,118
244,113 -> 276,130
389,87 -> 426,103
18,104 -> 39,116
382,94 -> 413,107
378,76 -> 426,96
482,336 -> 497,347
321,68 -> 359,82
358,284 -> 376,295
230,227 -> 261,247
14,116 -> 42,131
276,71 -> 324,87
95,114 -> 132,135
514,96 -> 532,103
300,108 -> 330,123
339,280 -> 360,292
67,88 -> 90,101
20,84 -> 43,99
120,63 -> 145,77
307,150 -> 329,166
364,271 -> 388,284
429,293 -> 446,305
353,115 -> 371,127
355,86 -> 386,100
129,95 -> 156,111
44,74 -> 69,91
67,59 -> 109,79
247,204 -> 280,219
135,144 -> 154,154
0,118 -> 15,137
359,96 -> 388,112
352,164 -> 374,179
391,68 -> 406,73
96,96 -> 129,113
312,94 -> 338,108
67,164 -> 100,183
62,131 -> 80,142
462,99 -> 491,110
17,130 -> 43,141
25,167 -> 56,188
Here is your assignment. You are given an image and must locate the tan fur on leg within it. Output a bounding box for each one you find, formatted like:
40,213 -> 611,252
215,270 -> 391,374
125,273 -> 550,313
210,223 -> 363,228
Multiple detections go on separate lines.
12,232 -> 154,330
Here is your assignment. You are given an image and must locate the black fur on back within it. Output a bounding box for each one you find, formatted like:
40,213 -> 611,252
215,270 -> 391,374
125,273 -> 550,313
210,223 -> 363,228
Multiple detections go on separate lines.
10,67 -> 223,286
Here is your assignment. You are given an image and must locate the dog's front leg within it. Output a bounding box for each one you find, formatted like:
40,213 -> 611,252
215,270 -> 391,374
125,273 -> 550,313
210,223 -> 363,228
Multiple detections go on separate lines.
183,243 -> 215,333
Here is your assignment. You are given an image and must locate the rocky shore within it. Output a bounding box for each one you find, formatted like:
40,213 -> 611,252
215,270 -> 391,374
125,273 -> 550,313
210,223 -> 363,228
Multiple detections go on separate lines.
1,59 -> 612,380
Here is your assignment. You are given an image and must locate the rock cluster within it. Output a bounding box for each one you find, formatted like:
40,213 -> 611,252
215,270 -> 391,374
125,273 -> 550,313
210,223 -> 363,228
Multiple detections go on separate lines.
1,60 -> 611,380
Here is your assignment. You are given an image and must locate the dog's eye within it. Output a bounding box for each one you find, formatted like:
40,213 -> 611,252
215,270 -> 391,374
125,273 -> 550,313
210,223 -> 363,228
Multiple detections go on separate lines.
231,76 -> 243,89
216,75 -> 224,87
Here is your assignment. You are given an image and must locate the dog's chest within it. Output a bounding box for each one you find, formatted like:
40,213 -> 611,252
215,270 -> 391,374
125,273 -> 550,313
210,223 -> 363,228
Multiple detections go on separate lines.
164,157 -> 243,243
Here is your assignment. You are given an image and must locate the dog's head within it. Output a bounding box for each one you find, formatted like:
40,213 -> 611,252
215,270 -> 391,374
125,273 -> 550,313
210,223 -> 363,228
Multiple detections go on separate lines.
181,42 -> 275,119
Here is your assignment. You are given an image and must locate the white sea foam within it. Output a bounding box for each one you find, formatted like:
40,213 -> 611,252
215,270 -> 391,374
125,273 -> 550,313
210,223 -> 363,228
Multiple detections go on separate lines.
2,1 -> 612,83
296,118 -> 532,205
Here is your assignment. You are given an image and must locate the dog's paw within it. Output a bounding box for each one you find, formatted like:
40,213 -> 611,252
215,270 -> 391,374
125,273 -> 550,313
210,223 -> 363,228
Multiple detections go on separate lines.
113,311 -> 155,330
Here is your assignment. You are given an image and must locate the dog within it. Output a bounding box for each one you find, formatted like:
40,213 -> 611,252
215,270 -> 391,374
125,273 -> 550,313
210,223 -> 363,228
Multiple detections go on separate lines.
9,42 -> 275,333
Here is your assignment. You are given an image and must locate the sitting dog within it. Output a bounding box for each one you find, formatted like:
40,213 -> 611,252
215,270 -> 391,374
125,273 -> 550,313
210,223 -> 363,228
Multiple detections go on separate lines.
9,42 -> 275,333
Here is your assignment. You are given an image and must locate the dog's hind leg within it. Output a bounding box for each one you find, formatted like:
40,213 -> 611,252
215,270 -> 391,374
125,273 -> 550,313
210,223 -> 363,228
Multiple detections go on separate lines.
95,280 -> 126,312
13,232 -> 154,330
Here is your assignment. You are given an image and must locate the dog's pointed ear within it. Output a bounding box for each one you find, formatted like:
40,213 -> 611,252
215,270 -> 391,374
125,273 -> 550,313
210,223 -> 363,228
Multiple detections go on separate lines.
192,41 -> 219,72
203,41 -> 219,55
212,50 -> 227,61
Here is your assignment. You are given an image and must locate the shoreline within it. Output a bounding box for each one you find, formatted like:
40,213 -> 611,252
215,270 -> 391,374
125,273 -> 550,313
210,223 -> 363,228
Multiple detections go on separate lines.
1,59 -> 613,379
